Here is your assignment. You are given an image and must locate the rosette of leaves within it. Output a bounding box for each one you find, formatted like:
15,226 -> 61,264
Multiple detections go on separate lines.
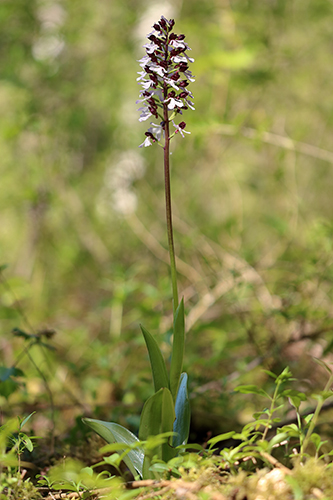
83,299 -> 189,479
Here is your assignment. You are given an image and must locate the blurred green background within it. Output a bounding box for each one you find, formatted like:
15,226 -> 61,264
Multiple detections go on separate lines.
1,0 -> 333,442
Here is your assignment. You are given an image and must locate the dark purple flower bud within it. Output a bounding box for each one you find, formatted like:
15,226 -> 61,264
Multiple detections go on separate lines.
169,19 -> 175,29
178,62 -> 189,72
148,107 -> 158,119
168,90 -> 176,98
178,121 -> 186,129
170,71 -> 180,81
153,23 -> 161,31
179,91 -> 188,98
149,74 -> 158,85
177,34 -> 185,40
170,48 -> 181,58
150,54 -> 158,63
160,18 -> 167,29
169,33 -> 177,41
145,131 -> 158,142
178,80 -> 189,88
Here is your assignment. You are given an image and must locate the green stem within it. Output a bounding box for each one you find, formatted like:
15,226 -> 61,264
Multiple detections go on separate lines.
302,371 -> 333,456
261,382 -> 280,442
163,101 -> 178,315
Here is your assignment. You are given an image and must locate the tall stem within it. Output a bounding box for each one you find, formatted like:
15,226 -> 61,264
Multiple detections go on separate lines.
163,103 -> 178,315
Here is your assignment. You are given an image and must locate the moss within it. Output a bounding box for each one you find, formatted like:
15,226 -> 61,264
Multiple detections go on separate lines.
0,471 -> 42,500
291,458 -> 333,498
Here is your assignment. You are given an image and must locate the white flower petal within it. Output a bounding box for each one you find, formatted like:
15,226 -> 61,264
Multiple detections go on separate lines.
140,80 -> 155,90
138,107 -> 152,121
166,97 -> 184,109
170,40 -> 189,50
139,136 -> 153,148
148,122 -> 163,141
143,42 -> 159,53
147,63 -> 165,77
172,55 -> 187,64
165,78 -> 180,90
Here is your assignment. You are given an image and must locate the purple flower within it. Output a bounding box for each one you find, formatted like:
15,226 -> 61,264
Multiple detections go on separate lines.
137,16 -> 194,147
172,120 -> 190,138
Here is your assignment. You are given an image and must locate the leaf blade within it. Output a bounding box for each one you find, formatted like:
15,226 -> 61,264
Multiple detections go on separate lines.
140,325 -> 169,393
82,418 -> 144,477
139,388 -> 176,470
172,372 -> 190,447
170,299 -> 185,401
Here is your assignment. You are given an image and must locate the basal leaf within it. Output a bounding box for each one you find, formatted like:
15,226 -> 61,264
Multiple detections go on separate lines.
140,325 -> 169,393
172,372 -> 190,447
82,418 -> 144,477
170,299 -> 185,402
139,388 -> 175,441
139,388 -> 176,468
161,387 -> 177,462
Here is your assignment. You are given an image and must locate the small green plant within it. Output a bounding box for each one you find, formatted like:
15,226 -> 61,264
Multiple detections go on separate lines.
0,414 -> 41,500
83,15 -> 194,479
37,458 -> 120,499
9,412 -> 38,472
205,365 -> 333,473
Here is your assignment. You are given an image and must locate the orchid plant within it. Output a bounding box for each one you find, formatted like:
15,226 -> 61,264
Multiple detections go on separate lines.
83,16 -> 194,479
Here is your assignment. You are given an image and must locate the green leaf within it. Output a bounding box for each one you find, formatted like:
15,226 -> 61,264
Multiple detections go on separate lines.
267,432 -> 288,451
20,433 -> 33,452
139,388 -> 176,467
207,431 -> 235,449
82,418 -> 144,477
140,325 -> 169,393
0,366 -> 24,382
170,299 -> 185,401
275,367 -> 294,384
139,388 -> 175,441
304,413 -> 314,425
310,433 -> 322,450
172,373 -> 190,447
19,412 -> 36,430
262,369 -> 278,379
100,442 -> 136,454
234,385 -> 269,397
12,328 -> 37,340
177,443 -> 203,453
278,424 -> 300,438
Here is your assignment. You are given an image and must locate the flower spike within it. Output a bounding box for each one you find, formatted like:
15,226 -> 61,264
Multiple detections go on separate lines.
137,16 -> 195,147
